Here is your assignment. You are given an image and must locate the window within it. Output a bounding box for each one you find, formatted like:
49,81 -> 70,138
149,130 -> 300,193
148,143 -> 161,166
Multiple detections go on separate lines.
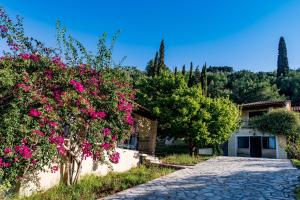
249,110 -> 267,119
238,137 -> 249,148
118,121 -> 139,150
263,137 -> 276,149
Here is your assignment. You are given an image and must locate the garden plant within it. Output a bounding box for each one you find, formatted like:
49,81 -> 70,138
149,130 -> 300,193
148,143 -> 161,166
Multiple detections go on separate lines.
0,7 -> 135,194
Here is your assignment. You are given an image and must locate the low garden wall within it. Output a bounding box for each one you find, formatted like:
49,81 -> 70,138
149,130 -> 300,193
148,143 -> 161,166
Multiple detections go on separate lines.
20,148 -> 140,196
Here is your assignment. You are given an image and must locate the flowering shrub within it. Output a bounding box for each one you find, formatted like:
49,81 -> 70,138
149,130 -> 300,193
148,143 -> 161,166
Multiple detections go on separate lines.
0,54 -> 135,187
0,6 -> 136,190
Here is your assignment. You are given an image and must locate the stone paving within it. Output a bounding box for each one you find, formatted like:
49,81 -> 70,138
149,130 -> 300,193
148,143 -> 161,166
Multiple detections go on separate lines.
104,156 -> 300,200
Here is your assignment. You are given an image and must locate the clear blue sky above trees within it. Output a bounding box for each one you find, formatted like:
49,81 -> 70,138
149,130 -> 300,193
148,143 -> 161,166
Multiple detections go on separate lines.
1,0 -> 300,71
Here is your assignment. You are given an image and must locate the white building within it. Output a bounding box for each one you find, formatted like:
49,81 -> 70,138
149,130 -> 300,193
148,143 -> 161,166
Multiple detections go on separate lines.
227,100 -> 291,159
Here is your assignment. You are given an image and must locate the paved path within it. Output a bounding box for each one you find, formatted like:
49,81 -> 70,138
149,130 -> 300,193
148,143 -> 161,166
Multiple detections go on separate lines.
105,156 -> 300,200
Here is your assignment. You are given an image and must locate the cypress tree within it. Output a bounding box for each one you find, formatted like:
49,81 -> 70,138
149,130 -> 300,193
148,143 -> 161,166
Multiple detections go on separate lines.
145,59 -> 154,77
194,66 -> 201,85
158,39 -> 165,73
201,63 -> 208,96
189,62 -> 193,79
182,65 -> 186,77
153,52 -> 159,75
277,36 -> 289,77
174,66 -> 178,76
188,62 -> 194,87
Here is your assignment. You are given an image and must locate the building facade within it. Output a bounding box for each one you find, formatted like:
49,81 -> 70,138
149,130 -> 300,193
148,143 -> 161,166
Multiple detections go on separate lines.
118,104 -> 158,155
227,100 -> 291,159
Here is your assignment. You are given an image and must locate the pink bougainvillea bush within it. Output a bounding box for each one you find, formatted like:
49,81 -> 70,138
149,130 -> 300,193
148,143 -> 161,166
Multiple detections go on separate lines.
0,54 -> 135,187
0,7 -> 137,189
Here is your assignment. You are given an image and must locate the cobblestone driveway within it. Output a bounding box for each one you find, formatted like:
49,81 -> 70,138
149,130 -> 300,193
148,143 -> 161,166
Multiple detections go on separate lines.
104,156 -> 300,200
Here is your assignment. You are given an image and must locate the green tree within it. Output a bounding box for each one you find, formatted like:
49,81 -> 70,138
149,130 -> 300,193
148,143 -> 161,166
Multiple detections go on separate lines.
231,77 -> 284,104
174,66 -> 178,76
206,97 -> 240,153
201,63 -> 208,96
226,70 -> 282,104
145,59 -> 154,77
136,71 -> 240,155
194,66 -> 201,85
277,70 -> 300,105
277,36 -> 289,77
188,62 -> 194,87
154,52 -> 159,75
182,65 -> 186,77
250,109 -> 300,137
207,72 -> 231,98
158,39 -> 165,73
207,66 -> 233,73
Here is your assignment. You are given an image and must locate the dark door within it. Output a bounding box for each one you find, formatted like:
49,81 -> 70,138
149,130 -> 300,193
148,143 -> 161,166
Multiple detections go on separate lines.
250,137 -> 262,157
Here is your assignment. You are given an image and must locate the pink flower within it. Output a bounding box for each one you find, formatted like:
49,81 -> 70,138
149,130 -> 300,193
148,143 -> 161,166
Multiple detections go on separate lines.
90,111 -> 106,119
48,121 -> 58,127
29,108 -> 41,117
30,54 -> 40,62
90,111 -> 98,119
97,112 -> 106,119
52,56 -> 66,68
49,136 -> 64,144
50,129 -> 56,135
31,159 -> 37,165
90,77 -> 99,86
49,136 -> 65,156
109,152 -> 120,164
44,105 -> 53,112
53,89 -> 63,105
31,129 -> 45,137
101,143 -> 110,150
125,114 -> 134,125
82,141 -> 92,158
70,80 -> 85,93
70,80 -> 76,85
51,165 -> 59,173
5,162 -> 11,167
0,159 -> 9,168
14,144 -> 32,159
13,156 -> 19,163
57,146 -> 66,156
112,135 -> 118,141
17,83 -> 31,92
103,128 -> 111,137
79,64 -> 87,72
18,53 -> 31,60
81,108 -> 89,114
117,98 -> 133,113
44,70 -> 53,79
18,53 -> 40,61
4,148 -> 12,154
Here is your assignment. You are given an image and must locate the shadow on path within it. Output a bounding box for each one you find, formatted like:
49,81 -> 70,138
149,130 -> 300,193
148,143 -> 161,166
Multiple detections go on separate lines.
104,157 -> 300,200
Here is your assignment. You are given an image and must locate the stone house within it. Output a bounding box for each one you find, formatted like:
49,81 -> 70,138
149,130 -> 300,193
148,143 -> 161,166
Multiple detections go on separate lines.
118,104 -> 158,155
227,100 -> 291,159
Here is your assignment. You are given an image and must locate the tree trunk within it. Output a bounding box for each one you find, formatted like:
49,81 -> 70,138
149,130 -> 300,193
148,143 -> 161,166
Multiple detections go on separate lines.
188,138 -> 196,156
60,140 -> 83,185
61,155 -> 83,185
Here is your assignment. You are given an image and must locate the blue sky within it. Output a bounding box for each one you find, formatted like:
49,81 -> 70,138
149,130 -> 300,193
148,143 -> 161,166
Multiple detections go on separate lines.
1,0 -> 300,71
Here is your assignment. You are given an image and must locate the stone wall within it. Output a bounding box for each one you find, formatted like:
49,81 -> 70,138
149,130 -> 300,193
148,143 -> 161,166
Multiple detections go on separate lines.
20,148 -> 140,196
134,113 -> 158,155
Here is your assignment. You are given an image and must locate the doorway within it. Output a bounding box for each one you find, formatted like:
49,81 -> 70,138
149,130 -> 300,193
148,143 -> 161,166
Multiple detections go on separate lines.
250,136 -> 262,157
